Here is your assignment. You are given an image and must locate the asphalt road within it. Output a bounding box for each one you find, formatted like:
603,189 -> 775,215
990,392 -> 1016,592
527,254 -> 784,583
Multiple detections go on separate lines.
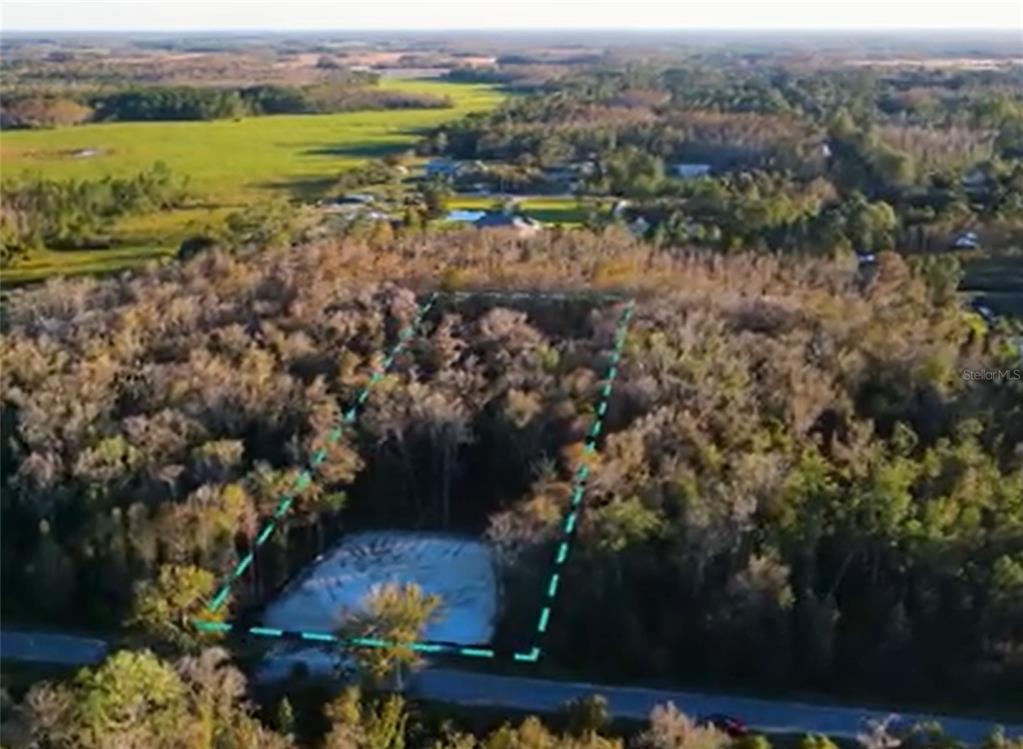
409,668 -> 1022,743
2,630 -> 1019,743
0,630 -> 108,666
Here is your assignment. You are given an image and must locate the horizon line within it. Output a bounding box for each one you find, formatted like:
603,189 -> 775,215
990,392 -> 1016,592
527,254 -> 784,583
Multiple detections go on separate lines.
1,26 -> 1018,33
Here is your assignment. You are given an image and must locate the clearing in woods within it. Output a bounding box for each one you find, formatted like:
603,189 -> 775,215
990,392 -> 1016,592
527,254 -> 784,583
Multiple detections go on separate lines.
194,291 -> 636,665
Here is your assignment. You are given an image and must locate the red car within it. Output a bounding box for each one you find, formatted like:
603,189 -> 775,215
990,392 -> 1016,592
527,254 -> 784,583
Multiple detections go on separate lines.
699,714 -> 750,738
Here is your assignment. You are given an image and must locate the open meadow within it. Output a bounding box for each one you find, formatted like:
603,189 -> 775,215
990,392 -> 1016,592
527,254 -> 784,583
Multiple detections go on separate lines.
1,79 -> 503,282
1,79 -> 501,199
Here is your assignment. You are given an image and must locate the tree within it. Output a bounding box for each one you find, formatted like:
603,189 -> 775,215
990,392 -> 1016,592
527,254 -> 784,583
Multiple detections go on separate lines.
27,519 -> 76,619
178,234 -> 222,262
0,204 -> 38,266
1,96 -> 93,128
564,695 -> 610,737
601,147 -> 664,197
591,497 -> 665,553
1,165 -> 188,251
982,729 -> 1023,749
18,648 -> 294,749
275,697 -> 296,737
857,717 -> 902,749
23,650 -> 189,749
634,703 -> 730,749
339,582 -> 441,689
322,686 -> 408,749
909,255 -> 963,307
843,195 -> 897,253
225,201 -> 301,249
412,390 -> 473,528
988,554 -> 1023,646
417,177 -> 453,220
403,204 -> 425,232
800,735 -> 839,749
130,564 -> 225,651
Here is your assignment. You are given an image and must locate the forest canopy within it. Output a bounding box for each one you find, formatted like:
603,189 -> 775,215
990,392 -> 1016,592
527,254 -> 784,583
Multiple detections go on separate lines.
1,229 -> 1020,706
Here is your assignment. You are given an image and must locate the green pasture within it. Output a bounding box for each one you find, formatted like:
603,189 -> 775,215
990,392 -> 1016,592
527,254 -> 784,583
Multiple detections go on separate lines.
1,80 -> 502,201
1,79 -> 503,282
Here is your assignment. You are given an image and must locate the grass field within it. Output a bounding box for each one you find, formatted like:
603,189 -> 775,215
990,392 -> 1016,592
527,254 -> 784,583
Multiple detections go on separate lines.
1,79 -> 503,283
449,195 -> 598,225
1,79 -> 502,200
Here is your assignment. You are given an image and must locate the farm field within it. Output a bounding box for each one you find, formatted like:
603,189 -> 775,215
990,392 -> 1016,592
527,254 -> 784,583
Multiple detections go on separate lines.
0,79 -> 503,283
1,79 -> 503,201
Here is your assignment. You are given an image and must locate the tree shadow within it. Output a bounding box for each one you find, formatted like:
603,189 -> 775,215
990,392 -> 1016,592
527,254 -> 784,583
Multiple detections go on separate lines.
252,176 -> 339,200
297,126 -> 430,159
302,143 -> 406,159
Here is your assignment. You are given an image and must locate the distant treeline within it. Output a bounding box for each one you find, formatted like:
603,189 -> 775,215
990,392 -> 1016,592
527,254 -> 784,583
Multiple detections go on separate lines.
0,81 -> 453,128
444,66 -> 518,84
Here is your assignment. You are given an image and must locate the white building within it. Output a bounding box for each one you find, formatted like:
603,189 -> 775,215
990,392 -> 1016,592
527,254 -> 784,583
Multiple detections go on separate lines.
672,163 -> 713,179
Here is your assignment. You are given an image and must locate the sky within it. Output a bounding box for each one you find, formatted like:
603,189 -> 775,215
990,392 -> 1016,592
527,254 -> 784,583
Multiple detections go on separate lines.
3,0 -> 1021,32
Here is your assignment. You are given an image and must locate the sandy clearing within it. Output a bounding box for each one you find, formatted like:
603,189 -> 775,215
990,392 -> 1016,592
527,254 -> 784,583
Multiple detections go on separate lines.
262,530 -> 498,644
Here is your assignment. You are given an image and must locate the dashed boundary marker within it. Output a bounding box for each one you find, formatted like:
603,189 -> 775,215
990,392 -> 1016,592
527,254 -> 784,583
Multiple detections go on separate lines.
196,292 -> 438,618
193,292 -> 636,664
512,297 -> 634,663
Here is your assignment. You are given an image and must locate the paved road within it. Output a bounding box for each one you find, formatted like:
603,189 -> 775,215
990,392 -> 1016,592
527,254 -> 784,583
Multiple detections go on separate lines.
409,668 -> 1021,743
2,630 -> 1018,743
1,630 -> 108,666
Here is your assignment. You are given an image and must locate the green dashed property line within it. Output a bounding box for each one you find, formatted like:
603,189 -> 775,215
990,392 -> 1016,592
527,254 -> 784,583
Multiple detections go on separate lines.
195,295 -> 635,666
524,299 -> 635,660
203,293 -> 439,616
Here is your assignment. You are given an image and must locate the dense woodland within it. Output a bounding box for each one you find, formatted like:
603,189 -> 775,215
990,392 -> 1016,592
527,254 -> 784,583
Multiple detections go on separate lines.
428,63 -> 1023,254
2,33 -> 1023,746
1,229 -> 1021,709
